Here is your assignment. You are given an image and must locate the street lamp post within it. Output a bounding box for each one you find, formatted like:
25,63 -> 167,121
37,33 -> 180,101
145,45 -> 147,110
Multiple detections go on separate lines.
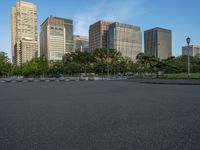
107,48 -> 109,77
186,37 -> 191,76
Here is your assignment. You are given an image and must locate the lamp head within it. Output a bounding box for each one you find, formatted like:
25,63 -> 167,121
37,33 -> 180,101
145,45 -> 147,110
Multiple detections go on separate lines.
186,37 -> 191,45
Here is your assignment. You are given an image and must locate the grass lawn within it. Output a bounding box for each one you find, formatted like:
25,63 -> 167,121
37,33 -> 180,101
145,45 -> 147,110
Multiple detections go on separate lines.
160,73 -> 200,79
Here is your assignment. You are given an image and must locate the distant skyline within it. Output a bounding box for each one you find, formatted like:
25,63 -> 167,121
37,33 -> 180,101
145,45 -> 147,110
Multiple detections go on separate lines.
0,0 -> 200,59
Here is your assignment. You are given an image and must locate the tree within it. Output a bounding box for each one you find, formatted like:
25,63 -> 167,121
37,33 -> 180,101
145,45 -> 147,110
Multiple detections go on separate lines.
0,52 -> 12,77
93,48 -> 123,75
63,51 -> 94,76
63,62 -> 80,76
49,61 -> 63,75
136,53 -> 162,76
136,53 -> 149,76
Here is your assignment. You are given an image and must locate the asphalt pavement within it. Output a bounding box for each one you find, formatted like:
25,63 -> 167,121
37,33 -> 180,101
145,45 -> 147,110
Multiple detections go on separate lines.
130,78 -> 200,85
0,81 -> 200,150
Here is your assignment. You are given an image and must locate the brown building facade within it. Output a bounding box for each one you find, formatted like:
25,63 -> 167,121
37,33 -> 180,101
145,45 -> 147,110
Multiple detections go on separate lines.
11,1 -> 38,65
89,20 -> 142,60
89,20 -> 112,52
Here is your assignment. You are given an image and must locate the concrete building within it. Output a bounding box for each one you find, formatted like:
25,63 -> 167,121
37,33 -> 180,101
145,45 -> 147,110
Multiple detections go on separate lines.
182,45 -> 200,57
73,35 -> 89,52
144,27 -> 172,60
11,1 -> 38,65
40,17 -> 73,61
89,20 -> 112,52
108,22 -> 142,60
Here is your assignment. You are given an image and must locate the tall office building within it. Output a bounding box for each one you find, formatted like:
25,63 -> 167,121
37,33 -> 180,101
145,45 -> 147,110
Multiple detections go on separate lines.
144,27 -> 172,60
40,17 -> 73,61
11,1 -> 38,65
73,35 -> 89,52
108,22 -> 142,60
182,45 -> 200,57
89,20 -> 112,52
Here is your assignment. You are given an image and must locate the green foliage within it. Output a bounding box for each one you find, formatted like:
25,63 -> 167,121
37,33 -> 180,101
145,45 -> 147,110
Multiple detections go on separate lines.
136,53 -> 160,76
1,50 -> 200,78
63,51 -> 94,75
11,56 -> 49,77
136,53 -> 200,77
0,52 -> 12,77
93,48 -> 123,75
63,62 -> 81,76
162,73 -> 200,79
49,61 -> 63,74
162,55 -> 200,73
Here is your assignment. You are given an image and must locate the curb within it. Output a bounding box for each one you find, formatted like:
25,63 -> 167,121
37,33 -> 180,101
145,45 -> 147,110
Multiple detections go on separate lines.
0,78 -> 125,84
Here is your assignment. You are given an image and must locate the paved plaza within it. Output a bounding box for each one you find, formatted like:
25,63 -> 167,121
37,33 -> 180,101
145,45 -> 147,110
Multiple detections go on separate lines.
0,81 -> 200,150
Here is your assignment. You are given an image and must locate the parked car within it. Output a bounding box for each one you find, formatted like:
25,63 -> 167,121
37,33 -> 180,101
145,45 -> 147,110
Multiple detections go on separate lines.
50,74 -> 63,78
125,72 -> 135,79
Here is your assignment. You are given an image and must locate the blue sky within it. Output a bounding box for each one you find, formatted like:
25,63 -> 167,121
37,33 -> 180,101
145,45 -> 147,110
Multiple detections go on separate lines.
0,0 -> 200,58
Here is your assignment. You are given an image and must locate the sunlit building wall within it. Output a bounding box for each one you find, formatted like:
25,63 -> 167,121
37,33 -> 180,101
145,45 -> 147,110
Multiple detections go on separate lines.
73,35 -> 89,52
144,27 -> 172,60
108,22 -> 142,61
182,45 -> 200,57
40,17 -> 73,61
89,20 -> 112,52
11,1 -> 38,65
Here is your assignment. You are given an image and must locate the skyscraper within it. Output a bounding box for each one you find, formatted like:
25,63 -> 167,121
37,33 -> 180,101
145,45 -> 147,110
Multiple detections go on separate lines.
108,22 -> 142,60
11,1 -> 38,65
73,35 -> 89,52
40,17 -> 73,61
144,27 -> 172,60
89,20 -> 112,52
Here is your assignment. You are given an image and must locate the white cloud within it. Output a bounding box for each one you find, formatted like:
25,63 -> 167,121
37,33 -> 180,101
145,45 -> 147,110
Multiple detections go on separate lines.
74,0 -> 148,36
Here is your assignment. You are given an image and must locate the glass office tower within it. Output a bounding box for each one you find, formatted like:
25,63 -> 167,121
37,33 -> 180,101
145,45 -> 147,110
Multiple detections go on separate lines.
108,22 -> 142,61
40,17 -> 73,61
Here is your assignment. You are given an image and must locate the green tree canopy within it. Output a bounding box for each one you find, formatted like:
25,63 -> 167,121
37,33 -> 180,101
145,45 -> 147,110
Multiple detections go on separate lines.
0,52 -> 12,77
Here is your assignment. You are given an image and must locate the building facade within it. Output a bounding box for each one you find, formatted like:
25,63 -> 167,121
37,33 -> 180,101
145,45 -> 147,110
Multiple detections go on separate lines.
89,20 -> 112,52
40,17 -> 73,61
108,22 -> 142,60
73,35 -> 89,52
182,45 -> 200,57
144,27 -> 172,60
11,1 -> 38,65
